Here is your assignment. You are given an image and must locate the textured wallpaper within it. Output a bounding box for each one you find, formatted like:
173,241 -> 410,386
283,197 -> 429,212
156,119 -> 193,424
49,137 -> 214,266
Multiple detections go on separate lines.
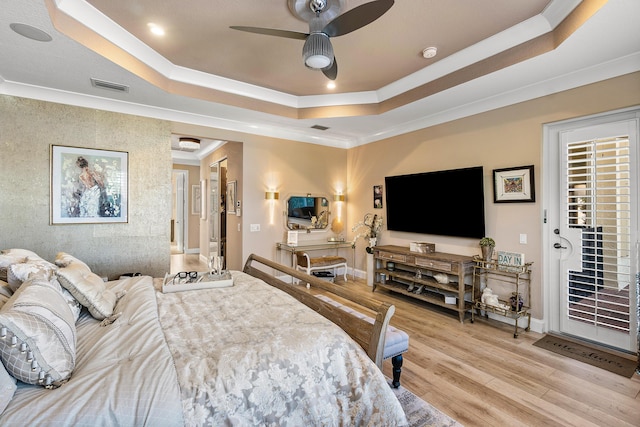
0,95 -> 172,279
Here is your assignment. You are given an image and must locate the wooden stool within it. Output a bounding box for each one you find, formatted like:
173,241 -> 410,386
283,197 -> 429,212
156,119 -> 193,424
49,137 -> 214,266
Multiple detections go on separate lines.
295,252 -> 347,282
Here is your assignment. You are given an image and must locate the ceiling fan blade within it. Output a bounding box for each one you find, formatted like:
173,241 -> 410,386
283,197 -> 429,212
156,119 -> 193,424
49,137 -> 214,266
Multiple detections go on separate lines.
323,0 -> 394,37
229,26 -> 308,40
322,59 -> 338,80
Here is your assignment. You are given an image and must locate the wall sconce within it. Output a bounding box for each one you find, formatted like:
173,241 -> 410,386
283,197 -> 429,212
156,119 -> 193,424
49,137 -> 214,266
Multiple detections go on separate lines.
333,193 -> 345,223
265,191 -> 279,225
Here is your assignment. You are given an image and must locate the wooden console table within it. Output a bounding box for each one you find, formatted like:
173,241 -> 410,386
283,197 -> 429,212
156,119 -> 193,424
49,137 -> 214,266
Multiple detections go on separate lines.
372,245 -> 474,323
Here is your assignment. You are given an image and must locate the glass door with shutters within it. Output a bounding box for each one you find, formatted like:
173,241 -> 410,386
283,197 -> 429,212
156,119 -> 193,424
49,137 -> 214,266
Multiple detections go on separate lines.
557,119 -> 638,351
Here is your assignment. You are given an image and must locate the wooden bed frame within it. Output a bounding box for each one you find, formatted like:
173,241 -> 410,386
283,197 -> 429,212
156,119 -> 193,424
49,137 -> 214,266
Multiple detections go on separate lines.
243,254 -> 395,368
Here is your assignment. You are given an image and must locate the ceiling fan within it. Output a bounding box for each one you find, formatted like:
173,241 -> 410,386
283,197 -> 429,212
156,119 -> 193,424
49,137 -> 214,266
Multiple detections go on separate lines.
230,0 -> 394,80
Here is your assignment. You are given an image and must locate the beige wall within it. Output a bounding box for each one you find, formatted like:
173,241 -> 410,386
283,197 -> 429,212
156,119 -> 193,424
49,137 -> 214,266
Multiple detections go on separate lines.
0,95 -> 172,279
171,119 -> 349,270
348,72 -> 640,319
241,136 -> 348,265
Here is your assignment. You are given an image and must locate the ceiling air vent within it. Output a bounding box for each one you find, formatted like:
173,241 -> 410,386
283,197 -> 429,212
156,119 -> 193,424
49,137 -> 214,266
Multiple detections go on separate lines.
311,124 -> 329,131
90,78 -> 129,93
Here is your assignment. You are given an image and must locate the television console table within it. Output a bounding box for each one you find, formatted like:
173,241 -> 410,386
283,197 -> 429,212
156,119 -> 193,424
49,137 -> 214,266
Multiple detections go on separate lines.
372,245 -> 474,323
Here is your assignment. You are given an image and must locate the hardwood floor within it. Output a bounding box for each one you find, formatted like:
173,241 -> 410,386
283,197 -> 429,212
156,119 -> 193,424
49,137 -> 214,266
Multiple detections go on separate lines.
170,254 -> 640,426
169,251 -> 206,274
341,279 -> 640,427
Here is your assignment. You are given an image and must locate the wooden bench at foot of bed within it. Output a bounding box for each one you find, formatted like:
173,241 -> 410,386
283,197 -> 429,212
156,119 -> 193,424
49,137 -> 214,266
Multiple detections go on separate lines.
243,254 -> 401,373
314,294 -> 409,388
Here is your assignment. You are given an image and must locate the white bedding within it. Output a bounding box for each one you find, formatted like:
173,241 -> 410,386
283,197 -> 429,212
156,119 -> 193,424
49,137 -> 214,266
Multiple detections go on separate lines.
0,272 -> 407,426
0,275 -> 183,426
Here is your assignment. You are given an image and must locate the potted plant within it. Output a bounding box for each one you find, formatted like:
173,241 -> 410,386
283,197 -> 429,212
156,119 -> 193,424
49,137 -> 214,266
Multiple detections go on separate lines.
479,237 -> 495,261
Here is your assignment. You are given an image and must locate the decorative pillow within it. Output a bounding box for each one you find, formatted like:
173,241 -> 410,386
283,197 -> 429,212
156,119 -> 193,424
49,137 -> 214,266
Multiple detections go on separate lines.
0,281 -> 12,310
56,263 -> 116,320
54,252 -> 91,271
6,258 -> 58,292
58,284 -> 82,323
0,361 -> 16,414
0,249 -> 41,282
0,276 -> 76,387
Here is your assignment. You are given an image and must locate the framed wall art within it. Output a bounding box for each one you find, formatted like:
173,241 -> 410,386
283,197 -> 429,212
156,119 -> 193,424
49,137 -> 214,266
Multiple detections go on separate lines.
192,184 -> 201,216
373,185 -> 383,209
50,145 -> 128,224
227,180 -> 237,214
493,165 -> 535,203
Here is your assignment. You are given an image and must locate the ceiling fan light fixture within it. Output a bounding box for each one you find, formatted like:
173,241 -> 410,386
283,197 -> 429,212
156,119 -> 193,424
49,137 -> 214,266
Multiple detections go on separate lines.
303,33 -> 334,69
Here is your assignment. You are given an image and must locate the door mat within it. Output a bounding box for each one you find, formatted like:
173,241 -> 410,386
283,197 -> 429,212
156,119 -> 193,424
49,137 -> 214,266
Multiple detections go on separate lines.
533,334 -> 636,378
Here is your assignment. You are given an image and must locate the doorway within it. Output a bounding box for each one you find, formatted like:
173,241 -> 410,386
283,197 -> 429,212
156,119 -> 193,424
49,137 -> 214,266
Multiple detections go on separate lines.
171,169 -> 189,254
209,159 -> 227,268
544,108 -> 639,352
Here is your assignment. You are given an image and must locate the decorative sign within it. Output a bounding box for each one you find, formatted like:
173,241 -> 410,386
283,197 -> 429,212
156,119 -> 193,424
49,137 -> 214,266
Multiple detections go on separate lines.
497,251 -> 525,272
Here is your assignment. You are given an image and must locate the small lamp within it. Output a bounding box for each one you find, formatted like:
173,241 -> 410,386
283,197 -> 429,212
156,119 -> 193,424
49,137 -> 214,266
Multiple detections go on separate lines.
333,194 -> 345,202
265,191 -> 279,200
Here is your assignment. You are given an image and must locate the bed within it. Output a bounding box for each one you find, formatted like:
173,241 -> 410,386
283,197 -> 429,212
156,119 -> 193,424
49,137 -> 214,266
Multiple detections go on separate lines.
0,249 -> 407,426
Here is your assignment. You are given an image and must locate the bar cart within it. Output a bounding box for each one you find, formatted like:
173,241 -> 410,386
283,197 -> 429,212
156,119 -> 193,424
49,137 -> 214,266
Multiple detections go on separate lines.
470,256 -> 532,338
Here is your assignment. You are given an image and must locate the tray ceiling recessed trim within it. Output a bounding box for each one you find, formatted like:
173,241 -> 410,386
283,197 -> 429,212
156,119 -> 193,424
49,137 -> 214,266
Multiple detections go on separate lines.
45,0 -> 597,121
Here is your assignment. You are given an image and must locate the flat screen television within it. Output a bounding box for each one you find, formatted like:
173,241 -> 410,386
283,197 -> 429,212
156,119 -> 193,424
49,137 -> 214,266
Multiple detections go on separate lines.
385,166 -> 486,238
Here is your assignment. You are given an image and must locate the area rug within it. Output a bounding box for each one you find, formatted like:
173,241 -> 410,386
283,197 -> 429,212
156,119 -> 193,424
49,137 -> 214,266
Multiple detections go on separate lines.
390,381 -> 463,427
533,334 -> 636,378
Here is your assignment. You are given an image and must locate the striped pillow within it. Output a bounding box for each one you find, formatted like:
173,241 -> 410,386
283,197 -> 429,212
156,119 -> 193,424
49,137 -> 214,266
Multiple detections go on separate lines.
0,277 -> 76,387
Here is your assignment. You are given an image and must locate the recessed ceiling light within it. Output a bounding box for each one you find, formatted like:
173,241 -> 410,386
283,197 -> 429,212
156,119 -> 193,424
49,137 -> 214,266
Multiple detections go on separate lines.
147,23 -> 165,36
10,23 -> 52,42
422,47 -> 437,59
327,82 -> 336,90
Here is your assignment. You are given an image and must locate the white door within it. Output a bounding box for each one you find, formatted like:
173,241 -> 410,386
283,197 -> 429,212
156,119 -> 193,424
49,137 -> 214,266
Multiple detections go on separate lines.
173,170 -> 187,253
546,111 -> 638,352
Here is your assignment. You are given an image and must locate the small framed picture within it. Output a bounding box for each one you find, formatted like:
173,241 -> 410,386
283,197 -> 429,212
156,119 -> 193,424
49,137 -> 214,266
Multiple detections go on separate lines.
493,165 -> 535,203
50,145 -> 128,224
373,185 -> 383,209
226,180 -> 237,214
192,184 -> 201,216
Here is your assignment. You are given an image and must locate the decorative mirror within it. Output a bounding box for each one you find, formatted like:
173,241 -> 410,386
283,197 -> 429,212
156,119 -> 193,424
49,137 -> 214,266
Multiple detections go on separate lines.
286,195 -> 330,230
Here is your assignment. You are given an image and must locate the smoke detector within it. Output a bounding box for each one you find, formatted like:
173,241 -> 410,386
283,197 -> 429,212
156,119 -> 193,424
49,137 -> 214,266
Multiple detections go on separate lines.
422,47 -> 437,59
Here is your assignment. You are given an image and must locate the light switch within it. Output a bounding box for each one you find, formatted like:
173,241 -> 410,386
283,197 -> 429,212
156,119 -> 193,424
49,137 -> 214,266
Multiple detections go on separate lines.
250,224 -> 260,232
519,234 -> 527,244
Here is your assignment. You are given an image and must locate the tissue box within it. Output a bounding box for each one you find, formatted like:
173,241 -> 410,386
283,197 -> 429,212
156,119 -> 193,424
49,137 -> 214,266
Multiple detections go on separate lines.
410,242 -> 435,253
